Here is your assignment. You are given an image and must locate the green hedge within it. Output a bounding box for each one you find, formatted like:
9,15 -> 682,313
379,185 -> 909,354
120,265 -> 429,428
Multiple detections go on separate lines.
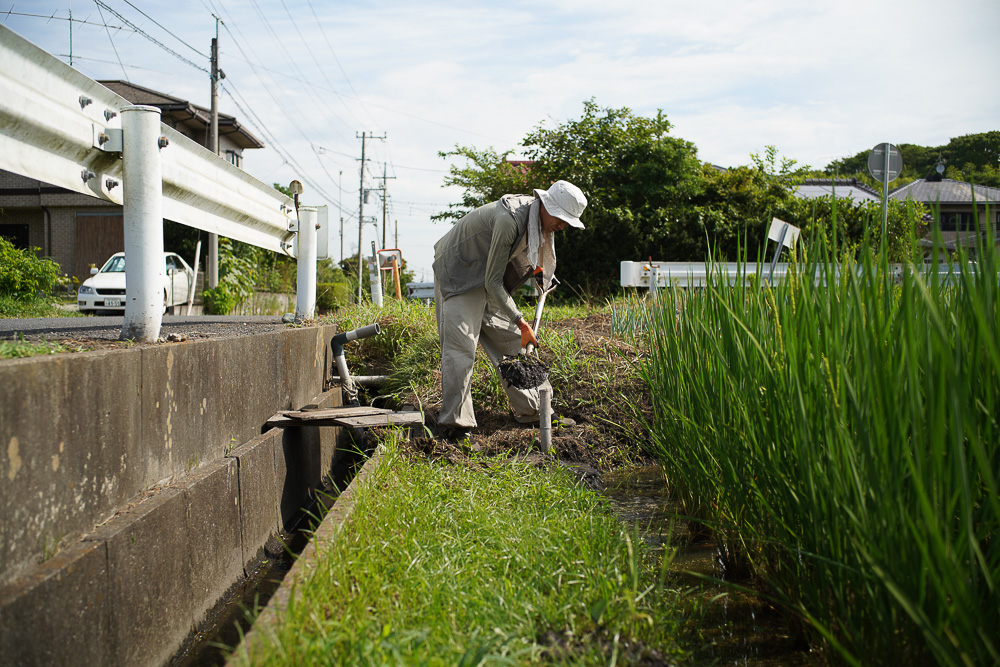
316,282 -> 351,312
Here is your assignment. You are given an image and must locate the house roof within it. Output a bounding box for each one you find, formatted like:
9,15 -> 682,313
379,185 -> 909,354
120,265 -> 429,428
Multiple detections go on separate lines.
98,80 -> 264,150
794,178 -> 880,202
889,179 -> 1000,205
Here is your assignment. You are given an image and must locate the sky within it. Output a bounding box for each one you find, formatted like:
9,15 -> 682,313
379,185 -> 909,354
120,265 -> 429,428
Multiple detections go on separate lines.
4,0 -> 999,281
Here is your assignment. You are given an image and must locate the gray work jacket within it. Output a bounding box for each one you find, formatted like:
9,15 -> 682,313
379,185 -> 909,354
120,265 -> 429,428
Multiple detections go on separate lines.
433,194 -> 537,322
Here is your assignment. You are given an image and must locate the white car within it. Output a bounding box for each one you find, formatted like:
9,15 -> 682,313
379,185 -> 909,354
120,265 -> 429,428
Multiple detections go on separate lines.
77,252 -> 194,314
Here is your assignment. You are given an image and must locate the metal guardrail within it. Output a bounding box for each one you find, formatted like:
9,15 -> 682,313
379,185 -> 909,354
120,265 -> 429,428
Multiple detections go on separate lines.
0,24 -> 293,253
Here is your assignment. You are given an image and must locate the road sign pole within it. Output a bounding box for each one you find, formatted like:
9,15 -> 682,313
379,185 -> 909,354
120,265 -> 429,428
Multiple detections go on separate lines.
882,147 -> 890,250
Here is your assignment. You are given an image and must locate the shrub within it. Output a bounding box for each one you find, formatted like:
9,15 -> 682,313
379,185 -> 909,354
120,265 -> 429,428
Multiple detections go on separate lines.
315,281 -> 351,313
0,236 -> 61,301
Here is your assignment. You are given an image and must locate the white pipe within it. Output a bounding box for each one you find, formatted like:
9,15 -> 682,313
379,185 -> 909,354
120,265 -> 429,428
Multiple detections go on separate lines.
295,206 -> 318,320
539,387 -> 551,454
369,242 -> 383,307
120,105 -> 164,343
185,239 -> 201,316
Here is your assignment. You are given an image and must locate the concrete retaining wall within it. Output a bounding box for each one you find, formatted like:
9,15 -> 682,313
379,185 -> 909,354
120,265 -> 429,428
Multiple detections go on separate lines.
0,325 -> 346,666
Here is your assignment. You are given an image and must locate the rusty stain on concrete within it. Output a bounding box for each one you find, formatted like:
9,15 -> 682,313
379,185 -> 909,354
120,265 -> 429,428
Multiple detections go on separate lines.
7,436 -> 22,481
50,441 -> 64,472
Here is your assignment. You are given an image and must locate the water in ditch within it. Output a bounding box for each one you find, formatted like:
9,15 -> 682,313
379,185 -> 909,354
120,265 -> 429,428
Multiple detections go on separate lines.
171,446 -> 367,666
601,466 -> 813,666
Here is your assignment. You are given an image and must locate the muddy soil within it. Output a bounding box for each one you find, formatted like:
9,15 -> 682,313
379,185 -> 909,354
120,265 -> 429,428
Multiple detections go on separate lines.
380,312 -> 652,480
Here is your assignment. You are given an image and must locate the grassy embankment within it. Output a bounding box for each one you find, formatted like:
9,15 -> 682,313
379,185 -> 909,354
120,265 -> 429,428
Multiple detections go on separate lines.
230,300 -> 687,664
232,437 -> 686,665
639,226 -> 999,664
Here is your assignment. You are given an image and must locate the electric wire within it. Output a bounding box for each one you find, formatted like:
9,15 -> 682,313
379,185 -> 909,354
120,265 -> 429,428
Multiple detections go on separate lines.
91,0 -> 128,82
92,0 -> 208,73
276,0 -> 366,130
1,10 -> 126,30
118,0 -> 205,57
221,80 -> 346,214
214,8 -> 359,191
305,0 -> 380,130
240,0 -> 354,138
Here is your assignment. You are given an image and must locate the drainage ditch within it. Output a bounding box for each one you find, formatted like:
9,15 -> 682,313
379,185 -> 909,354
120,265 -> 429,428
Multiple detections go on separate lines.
170,444 -> 369,666
602,466 -> 812,666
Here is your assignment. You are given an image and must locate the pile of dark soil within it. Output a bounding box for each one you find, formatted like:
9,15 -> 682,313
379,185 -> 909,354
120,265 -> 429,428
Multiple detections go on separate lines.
497,354 -> 550,389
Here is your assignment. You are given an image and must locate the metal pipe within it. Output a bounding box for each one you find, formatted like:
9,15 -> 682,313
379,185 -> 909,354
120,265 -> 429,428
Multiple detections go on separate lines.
539,387 -> 551,454
331,323 -> 382,405
185,239 -> 201,316
120,105 -> 164,343
331,375 -> 389,386
295,206 -> 318,320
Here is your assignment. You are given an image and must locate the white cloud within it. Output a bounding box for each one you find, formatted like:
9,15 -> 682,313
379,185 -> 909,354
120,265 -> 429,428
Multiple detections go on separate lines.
3,0 -> 998,279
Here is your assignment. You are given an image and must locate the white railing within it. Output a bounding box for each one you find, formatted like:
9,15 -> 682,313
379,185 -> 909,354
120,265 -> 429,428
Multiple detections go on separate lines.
0,25 -> 314,341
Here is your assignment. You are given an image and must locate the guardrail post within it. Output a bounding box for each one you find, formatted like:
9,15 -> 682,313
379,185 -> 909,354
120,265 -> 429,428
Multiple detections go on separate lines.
295,206 -> 317,320
120,105 -> 165,343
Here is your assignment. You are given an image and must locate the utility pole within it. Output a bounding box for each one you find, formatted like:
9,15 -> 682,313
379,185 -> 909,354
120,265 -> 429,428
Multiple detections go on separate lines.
207,16 -> 223,288
355,131 -> 385,303
375,162 -> 396,248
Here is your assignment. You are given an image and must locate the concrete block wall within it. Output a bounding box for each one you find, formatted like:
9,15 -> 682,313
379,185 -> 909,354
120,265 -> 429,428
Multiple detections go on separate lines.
0,325 -> 347,666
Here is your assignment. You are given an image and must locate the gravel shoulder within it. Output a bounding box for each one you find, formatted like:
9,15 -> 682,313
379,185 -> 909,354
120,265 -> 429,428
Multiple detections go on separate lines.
0,314 -> 306,351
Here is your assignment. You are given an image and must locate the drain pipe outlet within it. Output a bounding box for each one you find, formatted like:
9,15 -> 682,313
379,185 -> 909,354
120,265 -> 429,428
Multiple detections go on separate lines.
539,387 -> 552,454
331,323 -> 382,406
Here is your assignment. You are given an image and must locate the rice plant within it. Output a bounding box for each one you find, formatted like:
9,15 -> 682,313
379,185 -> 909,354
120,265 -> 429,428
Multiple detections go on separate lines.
640,214 -> 999,664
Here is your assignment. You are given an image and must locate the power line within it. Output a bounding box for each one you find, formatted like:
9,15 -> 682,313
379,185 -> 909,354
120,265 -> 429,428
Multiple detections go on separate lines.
220,80 -> 343,211
91,1 -> 128,82
305,0 -> 380,129
92,0 -> 208,73
277,0 -> 366,130
118,0 -> 206,57
1,10 -> 126,30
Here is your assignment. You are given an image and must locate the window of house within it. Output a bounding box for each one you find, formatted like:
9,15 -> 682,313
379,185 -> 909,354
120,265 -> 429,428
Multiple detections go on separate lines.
226,150 -> 242,168
940,212 -> 976,232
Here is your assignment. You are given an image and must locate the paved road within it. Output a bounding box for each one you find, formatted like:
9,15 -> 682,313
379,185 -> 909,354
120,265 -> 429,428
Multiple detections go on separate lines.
0,314 -> 292,343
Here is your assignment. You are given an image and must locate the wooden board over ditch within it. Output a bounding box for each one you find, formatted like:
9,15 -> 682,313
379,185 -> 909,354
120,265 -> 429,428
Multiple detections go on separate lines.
266,406 -> 424,429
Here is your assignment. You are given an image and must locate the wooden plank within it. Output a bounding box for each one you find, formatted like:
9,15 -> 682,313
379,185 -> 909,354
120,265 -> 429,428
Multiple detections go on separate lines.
282,406 -> 391,420
266,411 -> 423,429
335,412 -> 424,428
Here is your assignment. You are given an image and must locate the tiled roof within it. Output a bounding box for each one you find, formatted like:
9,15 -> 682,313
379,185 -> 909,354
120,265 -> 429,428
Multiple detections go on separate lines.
889,179 -> 1000,204
97,80 -> 264,150
794,179 -> 880,202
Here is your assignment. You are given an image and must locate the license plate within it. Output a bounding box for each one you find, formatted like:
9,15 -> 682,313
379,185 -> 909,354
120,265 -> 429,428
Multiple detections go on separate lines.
104,298 -> 122,307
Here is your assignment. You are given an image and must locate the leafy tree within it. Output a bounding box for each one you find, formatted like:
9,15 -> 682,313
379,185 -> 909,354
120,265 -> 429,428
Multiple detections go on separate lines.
433,147 -> 544,222
824,131 -> 1000,189
440,100 -> 703,292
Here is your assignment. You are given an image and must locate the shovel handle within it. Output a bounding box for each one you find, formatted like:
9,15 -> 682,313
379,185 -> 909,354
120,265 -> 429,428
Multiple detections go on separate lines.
524,276 -> 559,355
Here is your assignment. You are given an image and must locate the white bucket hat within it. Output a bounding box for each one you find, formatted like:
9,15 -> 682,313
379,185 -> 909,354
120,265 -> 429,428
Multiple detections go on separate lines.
534,180 -> 587,229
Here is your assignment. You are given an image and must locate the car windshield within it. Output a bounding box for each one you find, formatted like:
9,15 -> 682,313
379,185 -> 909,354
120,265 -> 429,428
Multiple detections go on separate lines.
102,256 -> 126,273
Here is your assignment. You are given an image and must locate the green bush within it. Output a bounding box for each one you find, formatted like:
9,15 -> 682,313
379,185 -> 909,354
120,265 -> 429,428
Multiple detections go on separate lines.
202,239 -> 256,315
201,284 -> 238,315
0,236 -> 61,300
315,281 -> 351,312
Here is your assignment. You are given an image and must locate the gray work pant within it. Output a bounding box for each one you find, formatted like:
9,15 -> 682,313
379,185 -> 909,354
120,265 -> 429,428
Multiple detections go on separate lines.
434,281 -> 551,428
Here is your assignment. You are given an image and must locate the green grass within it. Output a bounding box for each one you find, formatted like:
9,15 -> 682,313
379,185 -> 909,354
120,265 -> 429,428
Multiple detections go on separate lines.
231,435 -> 686,665
0,294 -> 81,319
640,225 -> 1000,664
0,334 -> 71,359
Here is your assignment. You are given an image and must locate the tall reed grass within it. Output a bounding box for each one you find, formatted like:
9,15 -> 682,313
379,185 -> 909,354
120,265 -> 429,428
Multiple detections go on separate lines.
641,219 -> 999,664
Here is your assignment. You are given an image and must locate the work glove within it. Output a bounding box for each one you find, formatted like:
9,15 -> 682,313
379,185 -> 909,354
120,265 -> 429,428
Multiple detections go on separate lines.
517,318 -> 538,349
